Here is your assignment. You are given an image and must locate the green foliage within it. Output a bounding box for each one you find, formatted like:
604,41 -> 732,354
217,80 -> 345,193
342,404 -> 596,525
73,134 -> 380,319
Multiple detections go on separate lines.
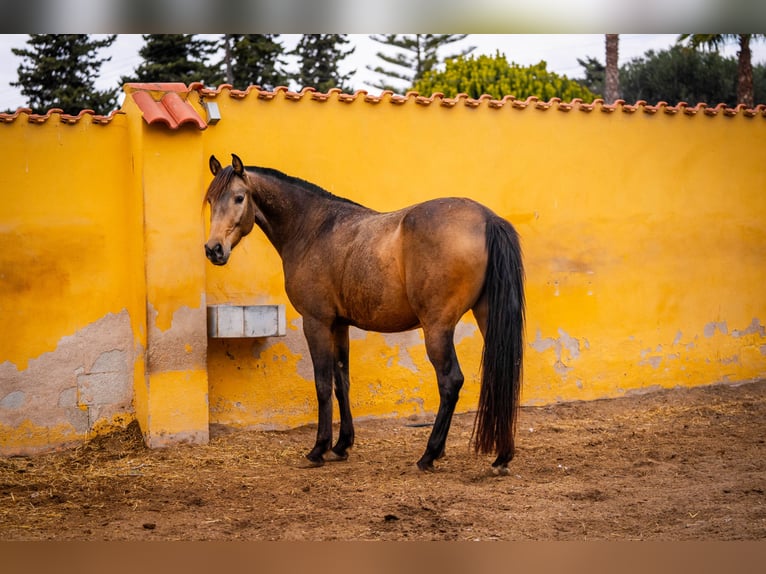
11,34 -> 118,115
291,34 -> 355,93
576,56 -> 605,96
676,34 -> 766,106
222,34 -> 289,91
620,45 -> 741,106
413,52 -> 599,102
368,34 -> 474,92
121,34 -> 219,86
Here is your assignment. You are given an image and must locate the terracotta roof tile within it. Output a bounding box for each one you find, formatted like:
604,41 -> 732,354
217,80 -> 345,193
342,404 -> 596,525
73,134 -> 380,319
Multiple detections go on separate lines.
189,84 -> 766,118
2,84 -> 765,127
127,83 -> 207,130
0,107 -> 124,125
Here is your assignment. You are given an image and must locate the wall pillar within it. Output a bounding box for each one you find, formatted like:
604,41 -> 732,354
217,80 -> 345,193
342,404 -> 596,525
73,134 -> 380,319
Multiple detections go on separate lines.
124,85 -> 211,448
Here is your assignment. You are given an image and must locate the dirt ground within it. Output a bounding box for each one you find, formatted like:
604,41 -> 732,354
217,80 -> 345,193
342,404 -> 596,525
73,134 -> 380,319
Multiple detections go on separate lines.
1,380 -> 765,541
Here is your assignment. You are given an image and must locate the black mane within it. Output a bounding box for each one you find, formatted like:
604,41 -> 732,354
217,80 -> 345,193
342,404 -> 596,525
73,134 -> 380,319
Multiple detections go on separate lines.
251,166 -> 364,208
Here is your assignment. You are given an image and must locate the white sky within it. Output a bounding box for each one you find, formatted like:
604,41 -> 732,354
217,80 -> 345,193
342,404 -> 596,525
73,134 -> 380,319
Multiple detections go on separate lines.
1,34 -> 764,110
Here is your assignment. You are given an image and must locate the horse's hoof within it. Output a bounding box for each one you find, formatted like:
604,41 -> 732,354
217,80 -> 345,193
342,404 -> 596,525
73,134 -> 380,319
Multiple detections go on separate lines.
304,454 -> 325,468
416,459 -> 435,473
491,464 -> 510,477
324,450 -> 348,462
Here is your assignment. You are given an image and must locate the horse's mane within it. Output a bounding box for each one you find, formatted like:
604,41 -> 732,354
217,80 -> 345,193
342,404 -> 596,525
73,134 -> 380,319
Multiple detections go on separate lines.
205,164 -> 363,208
252,166 -> 364,208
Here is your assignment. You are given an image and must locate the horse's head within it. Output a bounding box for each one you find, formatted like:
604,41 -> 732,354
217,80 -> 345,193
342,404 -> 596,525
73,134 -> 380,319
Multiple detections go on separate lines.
204,154 -> 256,265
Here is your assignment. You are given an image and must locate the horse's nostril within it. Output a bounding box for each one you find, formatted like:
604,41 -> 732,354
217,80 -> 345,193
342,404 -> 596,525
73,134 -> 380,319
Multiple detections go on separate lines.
205,243 -> 223,260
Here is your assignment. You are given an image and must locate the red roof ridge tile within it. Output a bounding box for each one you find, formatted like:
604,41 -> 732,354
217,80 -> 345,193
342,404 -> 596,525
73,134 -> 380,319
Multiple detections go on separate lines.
3,84 -> 763,126
193,85 -> 760,120
127,83 -> 207,130
0,107 -> 124,125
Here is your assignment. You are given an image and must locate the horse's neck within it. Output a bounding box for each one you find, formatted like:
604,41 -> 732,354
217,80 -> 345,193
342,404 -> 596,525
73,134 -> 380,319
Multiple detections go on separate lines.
250,173 -> 351,254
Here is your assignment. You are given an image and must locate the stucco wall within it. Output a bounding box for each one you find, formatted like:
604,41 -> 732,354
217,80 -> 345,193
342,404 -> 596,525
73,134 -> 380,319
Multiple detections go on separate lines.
1,86 -> 764,454
201,89 -> 766,430
0,111 -> 144,454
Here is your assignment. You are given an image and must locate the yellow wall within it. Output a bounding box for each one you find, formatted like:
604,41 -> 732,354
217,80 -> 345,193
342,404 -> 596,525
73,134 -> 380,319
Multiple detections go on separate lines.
121,87 -> 211,448
0,111 -> 145,454
1,86 -> 765,454
202,89 -> 766,430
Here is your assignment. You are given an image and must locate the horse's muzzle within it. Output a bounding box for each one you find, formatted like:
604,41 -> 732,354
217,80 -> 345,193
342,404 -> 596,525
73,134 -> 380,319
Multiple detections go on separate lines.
205,242 -> 228,265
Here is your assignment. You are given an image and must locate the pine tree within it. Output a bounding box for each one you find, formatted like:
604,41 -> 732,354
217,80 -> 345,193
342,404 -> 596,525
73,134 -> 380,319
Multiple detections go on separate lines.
576,56 -> 605,96
221,34 -> 289,90
368,34 -> 475,93
11,34 -> 118,115
291,34 -> 355,93
121,34 -> 219,86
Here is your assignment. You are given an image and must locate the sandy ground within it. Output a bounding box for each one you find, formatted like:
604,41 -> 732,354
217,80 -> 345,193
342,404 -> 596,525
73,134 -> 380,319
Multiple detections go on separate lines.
1,379 -> 765,541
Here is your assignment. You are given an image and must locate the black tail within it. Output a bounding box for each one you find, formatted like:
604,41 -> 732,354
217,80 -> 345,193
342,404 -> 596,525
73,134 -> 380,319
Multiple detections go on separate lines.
474,215 -> 525,463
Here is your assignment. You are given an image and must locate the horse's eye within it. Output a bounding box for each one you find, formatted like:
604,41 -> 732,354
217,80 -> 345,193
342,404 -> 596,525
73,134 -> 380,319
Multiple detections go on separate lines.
234,195 -> 245,205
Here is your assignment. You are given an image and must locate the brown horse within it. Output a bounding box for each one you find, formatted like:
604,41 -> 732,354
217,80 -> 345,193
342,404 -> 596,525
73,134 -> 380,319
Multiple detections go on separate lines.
204,154 -> 525,474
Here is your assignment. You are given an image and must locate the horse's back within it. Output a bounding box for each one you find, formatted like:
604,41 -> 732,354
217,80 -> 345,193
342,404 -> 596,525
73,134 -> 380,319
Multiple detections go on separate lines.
399,198 -> 491,325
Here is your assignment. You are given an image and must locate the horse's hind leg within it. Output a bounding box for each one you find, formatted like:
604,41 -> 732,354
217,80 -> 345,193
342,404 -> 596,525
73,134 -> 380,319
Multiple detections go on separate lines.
327,324 -> 354,461
417,327 -> 464,472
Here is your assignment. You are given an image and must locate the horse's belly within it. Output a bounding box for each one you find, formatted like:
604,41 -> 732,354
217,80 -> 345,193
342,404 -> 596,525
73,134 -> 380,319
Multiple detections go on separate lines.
340,286 -> 419,333
346,305 -> 420,333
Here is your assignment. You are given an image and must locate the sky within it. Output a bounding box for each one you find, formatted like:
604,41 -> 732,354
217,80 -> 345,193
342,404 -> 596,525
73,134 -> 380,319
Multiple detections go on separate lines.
1,33 -> 765,111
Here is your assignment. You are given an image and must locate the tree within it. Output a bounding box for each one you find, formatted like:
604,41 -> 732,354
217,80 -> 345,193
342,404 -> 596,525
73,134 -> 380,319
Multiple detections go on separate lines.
368,34 -> 475,92
121,34 -> 219,86
575,56 -> 605,96
291,34 -> 355,93
604,34 -> 620,103
678,34 -> 765,107
619,45 -> 741,106
412,52 -> 599,102
220,34 -> 289,90
11,34 -> 118,115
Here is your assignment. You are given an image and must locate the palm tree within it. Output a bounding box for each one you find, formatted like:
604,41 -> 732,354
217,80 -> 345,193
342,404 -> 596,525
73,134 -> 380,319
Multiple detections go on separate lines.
604,34 -> 620,103
678,34 -> 765,107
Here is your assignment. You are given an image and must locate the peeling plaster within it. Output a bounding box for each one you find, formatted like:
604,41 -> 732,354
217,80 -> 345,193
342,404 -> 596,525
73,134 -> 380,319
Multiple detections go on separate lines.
289,318 -> 314,383
732,318 -> 766,338
289,318 -> 428,380
530,328 -> 585,379
382,330 -> 423,374
638,318 -> 765,372
454,321 -> 478,345
703,318 -> 764,343
704,321 -> 729,338
0,310 -> 137,455
146,297 -> 207,373
0,391 -> 25,409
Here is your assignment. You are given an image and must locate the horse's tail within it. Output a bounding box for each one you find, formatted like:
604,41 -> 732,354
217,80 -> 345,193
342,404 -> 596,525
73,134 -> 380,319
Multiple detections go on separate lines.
473,214 -> 525,463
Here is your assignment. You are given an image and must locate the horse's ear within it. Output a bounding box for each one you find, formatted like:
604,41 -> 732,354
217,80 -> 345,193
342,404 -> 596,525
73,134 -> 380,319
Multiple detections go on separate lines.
209,155 -> 222,176
231,154 -> 245,176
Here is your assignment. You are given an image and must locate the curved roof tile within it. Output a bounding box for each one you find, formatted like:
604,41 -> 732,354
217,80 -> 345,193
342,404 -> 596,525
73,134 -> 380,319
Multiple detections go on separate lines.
128,84 -> 207,130
0,107 -> 124,125
2,84 -> 765,126
193,84 -> 766,118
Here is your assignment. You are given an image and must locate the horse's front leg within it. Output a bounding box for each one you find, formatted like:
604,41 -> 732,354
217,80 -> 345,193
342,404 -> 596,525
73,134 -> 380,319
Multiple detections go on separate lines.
326,324 -> 354,461
303,316 -> 335,466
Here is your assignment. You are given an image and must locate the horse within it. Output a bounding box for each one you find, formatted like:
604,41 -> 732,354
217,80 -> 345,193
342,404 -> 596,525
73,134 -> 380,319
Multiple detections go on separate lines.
204,154 -> 525,475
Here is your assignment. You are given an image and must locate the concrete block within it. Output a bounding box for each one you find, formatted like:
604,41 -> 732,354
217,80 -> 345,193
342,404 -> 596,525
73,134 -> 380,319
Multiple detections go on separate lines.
1,391 -> 25,410
207,305 -> 286,338
78,372 -> 129,406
